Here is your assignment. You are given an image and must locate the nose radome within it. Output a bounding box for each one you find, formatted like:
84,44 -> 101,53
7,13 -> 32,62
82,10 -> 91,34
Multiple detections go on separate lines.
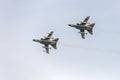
68,24 -> 71,26
32,39 -> 36,41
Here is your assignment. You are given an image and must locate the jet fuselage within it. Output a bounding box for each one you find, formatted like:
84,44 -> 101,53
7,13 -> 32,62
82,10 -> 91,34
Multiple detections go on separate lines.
32,39 -> 55,45
68,24 -> 92,30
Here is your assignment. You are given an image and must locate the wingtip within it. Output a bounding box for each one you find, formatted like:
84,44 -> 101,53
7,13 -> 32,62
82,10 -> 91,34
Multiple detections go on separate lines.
87,16 -> 90,18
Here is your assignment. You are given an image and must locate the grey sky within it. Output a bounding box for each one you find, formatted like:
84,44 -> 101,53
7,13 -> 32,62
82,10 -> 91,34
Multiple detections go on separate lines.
0,0 -> 120,80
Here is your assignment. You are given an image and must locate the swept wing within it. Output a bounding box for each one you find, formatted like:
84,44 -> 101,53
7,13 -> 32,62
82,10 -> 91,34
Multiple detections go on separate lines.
44,31 -> 54,40
80,29 -> 85,39
81,16 -> 90,25
44,44 -> 49,54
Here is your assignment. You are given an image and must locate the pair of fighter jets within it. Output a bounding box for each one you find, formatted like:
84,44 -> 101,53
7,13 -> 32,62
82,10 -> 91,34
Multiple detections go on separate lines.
33,16 -> 95,53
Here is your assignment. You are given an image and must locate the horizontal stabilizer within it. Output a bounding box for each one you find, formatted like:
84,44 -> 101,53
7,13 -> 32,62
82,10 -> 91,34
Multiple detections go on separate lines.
87,29 -> 93,35
89,23 -> 95,27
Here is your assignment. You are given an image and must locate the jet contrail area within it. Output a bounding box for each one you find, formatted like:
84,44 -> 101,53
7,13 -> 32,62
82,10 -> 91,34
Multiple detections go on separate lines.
61,42 -> 120,54
96,27 -> 120,34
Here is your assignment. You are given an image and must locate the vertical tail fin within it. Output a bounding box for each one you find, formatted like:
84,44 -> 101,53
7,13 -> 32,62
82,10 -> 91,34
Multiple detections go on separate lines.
89,23 -> 95,27
87,23 -> 95,35
51,38 -> 59,49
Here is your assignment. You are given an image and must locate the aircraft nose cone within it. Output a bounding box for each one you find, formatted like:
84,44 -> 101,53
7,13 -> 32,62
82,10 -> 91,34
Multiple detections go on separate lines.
32,39 -> 36,41
68,24 -> 71,26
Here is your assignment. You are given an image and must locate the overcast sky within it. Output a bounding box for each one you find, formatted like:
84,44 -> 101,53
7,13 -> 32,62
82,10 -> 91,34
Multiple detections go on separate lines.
0,0 -> 120,80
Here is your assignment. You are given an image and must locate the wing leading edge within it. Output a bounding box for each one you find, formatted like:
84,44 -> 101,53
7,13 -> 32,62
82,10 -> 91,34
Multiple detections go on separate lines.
44,44 -> 49,54
80,29 -> 85,39
81,16 -> 90,25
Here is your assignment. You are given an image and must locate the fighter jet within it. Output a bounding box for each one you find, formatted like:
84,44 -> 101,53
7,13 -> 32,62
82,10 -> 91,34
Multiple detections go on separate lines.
33,31 -> 59,54
68,16 -> 95,39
